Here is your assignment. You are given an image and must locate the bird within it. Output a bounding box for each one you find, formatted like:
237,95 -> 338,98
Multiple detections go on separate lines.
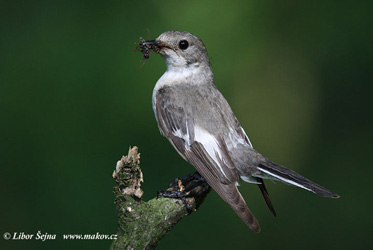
142,30 -> 339,232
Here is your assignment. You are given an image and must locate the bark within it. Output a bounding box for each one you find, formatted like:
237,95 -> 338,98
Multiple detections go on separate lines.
110,146 -> 210,250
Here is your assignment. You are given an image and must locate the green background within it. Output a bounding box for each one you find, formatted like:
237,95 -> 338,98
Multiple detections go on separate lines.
1,1 -> 372,249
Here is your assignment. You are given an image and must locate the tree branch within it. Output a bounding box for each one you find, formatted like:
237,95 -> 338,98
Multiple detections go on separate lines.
110,146 -> 210,250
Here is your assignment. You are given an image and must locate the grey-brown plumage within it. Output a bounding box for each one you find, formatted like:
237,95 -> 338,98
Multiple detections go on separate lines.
145,30 -> 339,232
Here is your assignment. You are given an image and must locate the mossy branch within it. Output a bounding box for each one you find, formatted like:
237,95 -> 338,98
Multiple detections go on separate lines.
110,146 -> 210,250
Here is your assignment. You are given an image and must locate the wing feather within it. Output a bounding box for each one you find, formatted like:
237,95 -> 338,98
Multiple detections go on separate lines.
185,142 -> 260,232
155,90 -> 238,184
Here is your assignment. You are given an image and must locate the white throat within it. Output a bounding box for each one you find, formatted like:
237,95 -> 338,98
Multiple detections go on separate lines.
155,64 -> 204,90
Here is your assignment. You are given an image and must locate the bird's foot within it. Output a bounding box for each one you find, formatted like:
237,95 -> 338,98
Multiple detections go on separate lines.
168,171 -> 206,188
157,188 -> 193,213
157,171 -> 210,213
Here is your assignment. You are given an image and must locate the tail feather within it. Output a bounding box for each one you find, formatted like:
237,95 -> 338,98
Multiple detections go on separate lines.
257,160 -> 339,199
256,177 -> 277,217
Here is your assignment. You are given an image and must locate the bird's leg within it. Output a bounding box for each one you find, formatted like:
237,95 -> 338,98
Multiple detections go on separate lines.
157,171 -> 210,213
167,171 -> 209,193
180,171 -> 210,193
168,171 -> 205,188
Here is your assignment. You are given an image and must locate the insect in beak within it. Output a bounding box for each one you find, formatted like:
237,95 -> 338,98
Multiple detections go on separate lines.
134,38 -> 163,59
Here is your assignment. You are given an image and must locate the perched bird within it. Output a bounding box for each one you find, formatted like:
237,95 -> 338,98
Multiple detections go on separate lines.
143,30 -> 339,232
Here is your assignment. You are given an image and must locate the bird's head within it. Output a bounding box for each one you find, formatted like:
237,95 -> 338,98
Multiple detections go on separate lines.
145,30 -> 211,71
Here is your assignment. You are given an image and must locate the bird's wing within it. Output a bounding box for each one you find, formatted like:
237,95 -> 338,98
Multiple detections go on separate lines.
155,86 -> 261,232
155,86 -> 239,185
185,142 -> 260,232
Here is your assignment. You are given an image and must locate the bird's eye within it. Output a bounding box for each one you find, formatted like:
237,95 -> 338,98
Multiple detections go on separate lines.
178,40 -> 189,50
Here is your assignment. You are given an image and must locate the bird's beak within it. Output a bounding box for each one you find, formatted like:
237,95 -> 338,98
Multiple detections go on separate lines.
143,39 -> 158,46
134,37 -> 171,59
144,39 -> 169,51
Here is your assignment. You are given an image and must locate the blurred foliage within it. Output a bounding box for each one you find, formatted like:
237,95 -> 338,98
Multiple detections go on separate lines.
1,0 -> 372,249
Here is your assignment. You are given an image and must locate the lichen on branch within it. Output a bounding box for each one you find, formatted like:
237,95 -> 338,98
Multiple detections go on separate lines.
111,146 -> 210,250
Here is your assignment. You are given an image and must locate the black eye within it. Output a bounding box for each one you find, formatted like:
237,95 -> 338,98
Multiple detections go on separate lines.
178,40 -> 189,50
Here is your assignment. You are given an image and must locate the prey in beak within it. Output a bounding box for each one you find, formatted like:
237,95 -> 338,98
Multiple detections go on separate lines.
134,37 -> 161,60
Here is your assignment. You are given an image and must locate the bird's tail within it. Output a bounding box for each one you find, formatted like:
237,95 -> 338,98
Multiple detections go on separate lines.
216,183 -> 261,232
256,158 -> 339,198
255,177 -> 277,217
